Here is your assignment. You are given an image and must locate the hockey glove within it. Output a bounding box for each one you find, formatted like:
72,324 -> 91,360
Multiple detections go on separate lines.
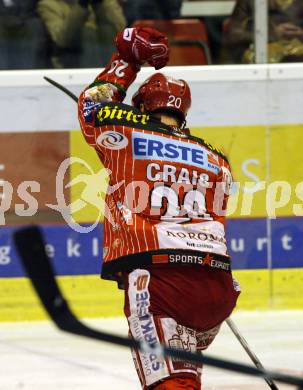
115,27 -> 169,70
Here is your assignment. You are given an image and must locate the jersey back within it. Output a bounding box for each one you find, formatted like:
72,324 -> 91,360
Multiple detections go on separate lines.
79,100 -> 232,280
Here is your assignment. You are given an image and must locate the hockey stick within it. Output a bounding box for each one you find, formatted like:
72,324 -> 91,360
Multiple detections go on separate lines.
226,318 -> 279,390
13,226 -> 303,388
44,76 -> 78,103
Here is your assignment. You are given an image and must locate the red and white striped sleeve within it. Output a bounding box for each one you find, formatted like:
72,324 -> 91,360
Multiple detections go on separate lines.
78,53 -> 140,146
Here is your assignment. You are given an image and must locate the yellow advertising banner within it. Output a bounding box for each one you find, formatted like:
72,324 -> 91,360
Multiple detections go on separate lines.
193,124 -> 303,218
70,130 -> 108,223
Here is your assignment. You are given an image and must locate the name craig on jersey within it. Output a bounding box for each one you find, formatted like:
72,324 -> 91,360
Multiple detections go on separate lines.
146,163 -> 210,187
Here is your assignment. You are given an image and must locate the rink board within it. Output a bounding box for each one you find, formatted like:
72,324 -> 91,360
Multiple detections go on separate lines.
1,218 -> 303,277
0,268 -> 302,322
1,215 -> 303,321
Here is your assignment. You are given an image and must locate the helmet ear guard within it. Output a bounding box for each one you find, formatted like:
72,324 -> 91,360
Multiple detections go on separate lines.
132,73 -> 191,125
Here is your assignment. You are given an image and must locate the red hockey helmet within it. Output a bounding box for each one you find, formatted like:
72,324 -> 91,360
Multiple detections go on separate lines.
132,73 -> 191,122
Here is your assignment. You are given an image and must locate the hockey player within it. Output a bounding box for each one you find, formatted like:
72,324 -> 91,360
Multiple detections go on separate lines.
78,27 -> 240,390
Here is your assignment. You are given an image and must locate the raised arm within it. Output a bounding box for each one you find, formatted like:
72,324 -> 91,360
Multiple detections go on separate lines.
78,27 -> 169,145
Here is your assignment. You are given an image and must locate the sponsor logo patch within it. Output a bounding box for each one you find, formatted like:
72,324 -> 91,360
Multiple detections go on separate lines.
168,253 -> 204,265
168,253 -> 230,271
97,131 -> 128,150
96,105 -> 149,126
156,221 -> 228,255
83,100 -> 103,123
132,132 -> 220,173
128,270 -> 164,383
168,324 -> 197,371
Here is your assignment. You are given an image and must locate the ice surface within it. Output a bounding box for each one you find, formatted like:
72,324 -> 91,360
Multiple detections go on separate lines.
0,311 -> 302,389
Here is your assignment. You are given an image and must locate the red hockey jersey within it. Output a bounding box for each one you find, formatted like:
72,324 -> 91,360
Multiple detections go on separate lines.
78,54 -> 233,280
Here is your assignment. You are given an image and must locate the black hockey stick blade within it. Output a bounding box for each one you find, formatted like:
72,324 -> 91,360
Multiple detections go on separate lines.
13,226 -> 303,389
13,226 -> 135,348
44,76 -> 78,103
